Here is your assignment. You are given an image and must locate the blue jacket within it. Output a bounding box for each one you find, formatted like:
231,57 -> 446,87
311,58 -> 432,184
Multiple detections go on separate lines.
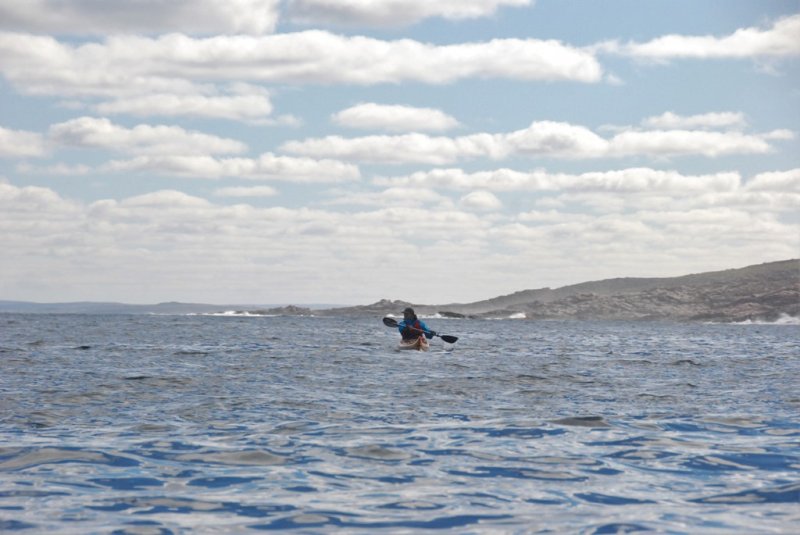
398,318 -> 434,340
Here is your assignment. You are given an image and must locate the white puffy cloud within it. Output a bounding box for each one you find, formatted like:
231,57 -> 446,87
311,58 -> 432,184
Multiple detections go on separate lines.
0,28 -> 601,127
324,186 -> 454,209
0,126 -> 47,158
0,180 -> 77,212
286,0 -> 532,27
214,186 -> 279,198
332,103 -> 461,132
502,207 -> 796,273
746,169 -> 800,192
505,121 -> 608,158
606,129 -> 781,158
121,189 -> 213,208
643,111 -> 747,130
48,117 -> 248,156
283,120 -> 790,164
377,167 -> 533,189
376,167 -> 742,193
281,133 -> 469,165
605,14 -> 800,60
95,84 -> 275,122
0,0 -> 281,35
0,180 -> 493,303
0,178 -> 796,304
104,153 -> 360,182
460,190 -> 503,211
0,31 -> 604,98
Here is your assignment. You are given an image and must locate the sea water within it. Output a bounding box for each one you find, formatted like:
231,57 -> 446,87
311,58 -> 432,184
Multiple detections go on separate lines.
0,314 -> 798,533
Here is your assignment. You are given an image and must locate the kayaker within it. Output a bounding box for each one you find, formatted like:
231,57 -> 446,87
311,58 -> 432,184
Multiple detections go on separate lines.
397,307 -> 435,341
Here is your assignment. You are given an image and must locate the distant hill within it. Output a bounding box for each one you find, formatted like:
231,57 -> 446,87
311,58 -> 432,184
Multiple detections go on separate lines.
324,259 -> 800,322
0,301 -> 336,315
0,300 -> 241,314
446,259 -> 799,321
3,260 -> 798,322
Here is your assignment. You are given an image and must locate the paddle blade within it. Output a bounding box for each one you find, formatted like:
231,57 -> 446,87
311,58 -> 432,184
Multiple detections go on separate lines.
440,334 -> 458,344
382,317 -> 398,328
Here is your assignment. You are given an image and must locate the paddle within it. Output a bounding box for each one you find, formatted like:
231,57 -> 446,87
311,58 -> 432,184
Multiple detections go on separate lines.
382,317 -> 459,344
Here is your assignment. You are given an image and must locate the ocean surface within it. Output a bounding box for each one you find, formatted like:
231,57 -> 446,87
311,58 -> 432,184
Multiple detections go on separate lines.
1,314 -> 798,533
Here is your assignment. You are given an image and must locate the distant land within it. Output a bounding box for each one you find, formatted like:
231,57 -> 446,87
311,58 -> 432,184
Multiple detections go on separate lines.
323,259 -> 799,322
0,301 -> 340,315
2,259 -> 798,322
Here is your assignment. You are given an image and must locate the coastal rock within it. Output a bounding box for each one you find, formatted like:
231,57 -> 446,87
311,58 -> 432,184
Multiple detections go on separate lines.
3,259 -> 797,323
318,259 -> 798,323
245,305 -> 314,316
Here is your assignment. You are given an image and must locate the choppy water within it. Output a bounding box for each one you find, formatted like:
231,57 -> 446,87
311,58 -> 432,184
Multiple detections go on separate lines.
1,314 -> 798,533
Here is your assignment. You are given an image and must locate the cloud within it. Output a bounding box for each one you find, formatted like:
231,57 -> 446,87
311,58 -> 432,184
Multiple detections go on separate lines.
281,133 -> 471,165
120,189 -> 213,208
605,14 -> 800,60
282,120 -> 790,164
505,121 -> 608,158
0,180 -> 77,212
214,186 -> 279,198
48,117 -> 248,156
104,153 -> 360,182
607,129 -> 782,158
0,0 -> 281,35
376,167 -> 743,194
95,84 -> 275,123
460,190 -> 503,211
0,180 -> 494,302
16,162 -> 91,175
643,111 -> 747,130
332,103 -> 461,132
499,208 -> 796,277
0,5 -> 797,306
286,0 -> 533,27
2,0 -> 533,35
0,31 -> 604,99
0,126 -> 47,158
746,169 -> 800,192
1,178 -> 796,304
323,186 -> 454,209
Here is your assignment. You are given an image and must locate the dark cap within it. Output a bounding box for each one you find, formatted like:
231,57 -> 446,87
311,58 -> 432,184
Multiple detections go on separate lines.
403,307 -> 415,314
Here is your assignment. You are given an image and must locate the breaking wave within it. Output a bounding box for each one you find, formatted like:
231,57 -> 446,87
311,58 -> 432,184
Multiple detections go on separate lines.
732,314 -> 800,325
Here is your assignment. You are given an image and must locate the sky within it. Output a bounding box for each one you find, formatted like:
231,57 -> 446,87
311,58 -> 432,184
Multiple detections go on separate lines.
1,0 -> 798,306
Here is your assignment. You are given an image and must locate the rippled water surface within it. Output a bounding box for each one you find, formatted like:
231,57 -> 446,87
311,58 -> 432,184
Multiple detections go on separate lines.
1,314 -> 798,533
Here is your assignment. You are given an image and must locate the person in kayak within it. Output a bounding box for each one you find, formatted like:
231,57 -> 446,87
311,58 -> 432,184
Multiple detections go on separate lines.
397,307 -> 435,341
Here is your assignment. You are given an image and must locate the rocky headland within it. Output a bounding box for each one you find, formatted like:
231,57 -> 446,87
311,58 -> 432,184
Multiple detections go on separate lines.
2,259 -> 797,323
314,259 -> 800,322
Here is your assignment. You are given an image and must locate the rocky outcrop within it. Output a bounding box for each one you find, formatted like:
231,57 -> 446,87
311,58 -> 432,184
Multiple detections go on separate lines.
245,305 -> 314,316
461,260 -> 799,322
3,260 -> 797,323
319,259 -> 800,322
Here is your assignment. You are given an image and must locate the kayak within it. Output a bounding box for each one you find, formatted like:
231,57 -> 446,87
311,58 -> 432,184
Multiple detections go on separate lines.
398,336 -> 429,351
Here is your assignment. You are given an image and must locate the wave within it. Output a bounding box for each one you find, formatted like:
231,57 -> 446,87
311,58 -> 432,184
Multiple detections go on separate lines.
189,310 -> 319,317
191,311 -> 276,317
732,314 -> 800,325
386,313 -> 455,320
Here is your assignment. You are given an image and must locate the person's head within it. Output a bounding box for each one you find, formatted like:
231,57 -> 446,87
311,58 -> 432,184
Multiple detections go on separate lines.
403,307 -> 416,320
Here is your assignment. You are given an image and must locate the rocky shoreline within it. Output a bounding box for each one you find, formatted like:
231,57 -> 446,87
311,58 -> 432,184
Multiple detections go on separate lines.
255,259 -> 800,323
3,259 -> 797,323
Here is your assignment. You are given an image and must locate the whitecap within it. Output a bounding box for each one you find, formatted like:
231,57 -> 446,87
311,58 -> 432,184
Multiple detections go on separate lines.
732,314 -> 800,325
